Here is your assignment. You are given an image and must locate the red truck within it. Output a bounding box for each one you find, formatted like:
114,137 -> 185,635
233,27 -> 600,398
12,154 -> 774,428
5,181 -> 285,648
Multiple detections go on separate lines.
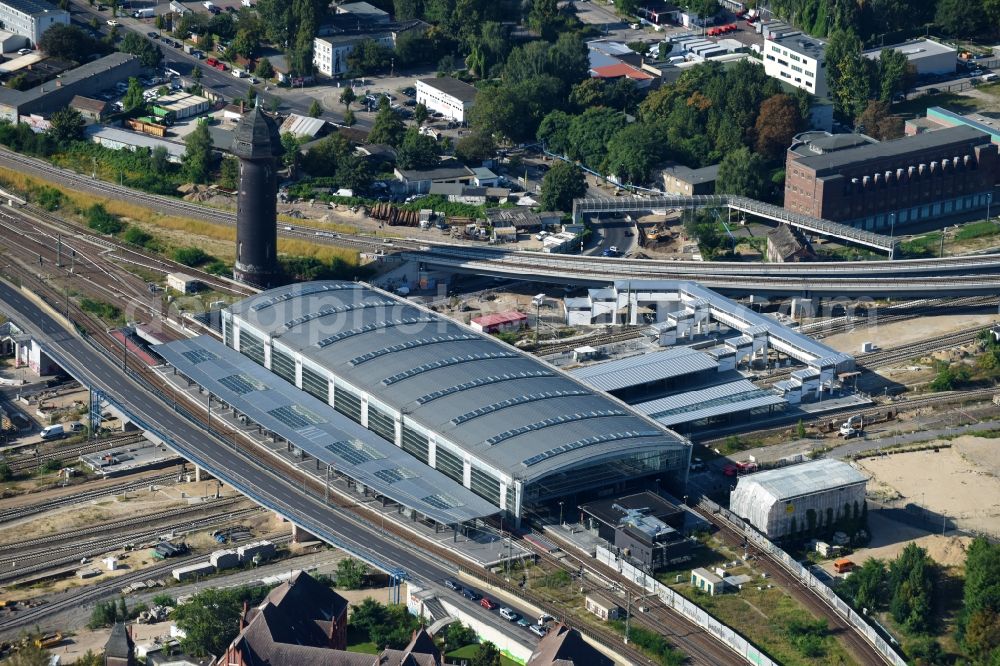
205,57 -> 227,71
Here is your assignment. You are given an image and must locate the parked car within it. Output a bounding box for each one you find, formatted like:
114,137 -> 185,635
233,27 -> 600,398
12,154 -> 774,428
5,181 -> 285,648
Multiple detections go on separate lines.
462,588 -> 481,601
530,625 -> 547,637
402,86 -> 416,96
480,598 -> 497,610
106,19 -> 119,26
17,48 -> 31,55
444,579 -> 461,591
517,617 -> 532,628
147,31 -> 159,39
499,608 -> 518,621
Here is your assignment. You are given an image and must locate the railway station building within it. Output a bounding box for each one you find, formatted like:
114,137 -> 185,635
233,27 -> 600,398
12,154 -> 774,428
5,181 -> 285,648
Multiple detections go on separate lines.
165,281 -> 691,524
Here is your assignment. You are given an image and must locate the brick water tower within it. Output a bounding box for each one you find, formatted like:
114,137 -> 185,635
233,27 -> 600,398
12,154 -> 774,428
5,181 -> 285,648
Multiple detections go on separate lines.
231,104 -> 283,288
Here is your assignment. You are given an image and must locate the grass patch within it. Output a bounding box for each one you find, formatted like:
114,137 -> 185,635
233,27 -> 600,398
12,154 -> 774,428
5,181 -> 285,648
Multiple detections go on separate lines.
80,297 -> 122,323
893,92 -> 977,116
954,220 -> 1000,241
899,232 -> 942,258
346,626 -> 379,654
446,644 -> 520,666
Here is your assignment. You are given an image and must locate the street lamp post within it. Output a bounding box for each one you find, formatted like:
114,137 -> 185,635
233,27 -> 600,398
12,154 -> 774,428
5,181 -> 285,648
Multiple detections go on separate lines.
559,500 -> 564,526
987,192 -> 993,223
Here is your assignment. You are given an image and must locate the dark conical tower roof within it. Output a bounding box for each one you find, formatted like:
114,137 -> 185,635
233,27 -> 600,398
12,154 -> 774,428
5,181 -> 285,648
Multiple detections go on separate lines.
231,105 -> 283,160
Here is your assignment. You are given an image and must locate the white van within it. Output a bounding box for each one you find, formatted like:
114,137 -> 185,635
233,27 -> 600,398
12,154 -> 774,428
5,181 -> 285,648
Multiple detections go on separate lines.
232,68 -> 244,78
40,424 -> 65,440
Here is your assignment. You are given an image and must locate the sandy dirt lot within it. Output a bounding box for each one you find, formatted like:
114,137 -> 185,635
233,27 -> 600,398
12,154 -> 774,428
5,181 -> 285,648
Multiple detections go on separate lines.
858,435 -> 1000,537
818,312 -> 1000,354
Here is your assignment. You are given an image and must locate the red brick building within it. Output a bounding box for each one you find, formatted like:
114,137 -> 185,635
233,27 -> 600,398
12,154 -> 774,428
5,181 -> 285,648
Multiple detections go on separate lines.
784,126 -> 999,232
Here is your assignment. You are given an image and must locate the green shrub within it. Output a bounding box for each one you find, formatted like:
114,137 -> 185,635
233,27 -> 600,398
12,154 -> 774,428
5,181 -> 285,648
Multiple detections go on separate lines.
86,203 -> 125,234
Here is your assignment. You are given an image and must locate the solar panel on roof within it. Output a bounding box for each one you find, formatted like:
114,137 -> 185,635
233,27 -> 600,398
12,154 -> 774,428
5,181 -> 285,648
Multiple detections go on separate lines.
522,429 -> 662,466
317,316 -> 437,348
382,351 -> 520,386
486,409 -> 628,445
182,349 -> 218,364
267,404 -> 324,430
373,467 -> 417,484
422,493 -> 463,510
324,439 -> 385,465
416,370 -> 554,404
218,373 -> 266,395
349,334 -> 480,366
451,389 -> 590,425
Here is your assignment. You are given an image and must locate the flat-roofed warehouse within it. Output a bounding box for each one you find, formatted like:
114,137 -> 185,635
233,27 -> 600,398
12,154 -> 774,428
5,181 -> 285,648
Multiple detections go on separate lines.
221,281 -> 691,521
729,459 -> 867,539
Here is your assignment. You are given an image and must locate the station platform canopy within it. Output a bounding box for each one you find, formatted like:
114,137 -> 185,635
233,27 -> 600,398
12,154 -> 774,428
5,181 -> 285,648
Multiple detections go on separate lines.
156,335 -> 500,525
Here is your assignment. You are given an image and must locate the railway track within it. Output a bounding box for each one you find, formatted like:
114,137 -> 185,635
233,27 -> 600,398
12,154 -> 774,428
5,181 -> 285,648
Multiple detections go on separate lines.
3,434 -> 148,474
800,295 -> 998,338
0,534 -> 294,634
0,505 -> 263,585
532,327 -> 646,356
693,505 -> 896,665
0,471 -> 179,524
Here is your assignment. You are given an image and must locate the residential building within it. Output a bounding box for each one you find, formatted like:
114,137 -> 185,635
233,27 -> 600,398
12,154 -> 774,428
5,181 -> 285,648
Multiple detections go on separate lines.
69,95 -> 107,121
279,113 -> 329,140
415,76 -> 477,122
590,62 -> 656,87
220,571 -> 349,664
526,624 -> 614,666
729,459 -> 867,539
585,592 -> 623,621
661,162 -> 719,195
762,31 -> 828,97
314,33 -> 393,76
472,166 -> 499,186
863,38 -> 957,77
0,0 -> 68,47
766,224 -> 815,263
785,125 -> 999,231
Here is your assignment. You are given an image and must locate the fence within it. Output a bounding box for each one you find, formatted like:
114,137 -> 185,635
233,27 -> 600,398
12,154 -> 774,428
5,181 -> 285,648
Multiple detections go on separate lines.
697,498 -> 908,666
594,545 -> 780,666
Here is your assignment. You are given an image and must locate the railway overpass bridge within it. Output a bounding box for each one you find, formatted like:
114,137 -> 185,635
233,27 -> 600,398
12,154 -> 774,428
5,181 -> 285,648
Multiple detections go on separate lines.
571,194 -> 899,257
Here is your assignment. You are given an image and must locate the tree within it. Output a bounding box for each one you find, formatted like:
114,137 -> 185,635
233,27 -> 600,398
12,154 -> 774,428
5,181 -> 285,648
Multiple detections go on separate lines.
339,87 -> 356,110
335,557 -> 369,589
308,99 -> 323,118
48,107 -> 85,144
174,585 -> 270,657
825,29 -> 875,120
754,94 -> 803,162
182,121 -> 214,184
255,57 -> 274,80
442,622 -> 479,653
413,102 -> 428,125
344,108 -> 356,126
959,538 -> 1000,658
566,107 -> 626,167
192,65 -> 203,82
604,122 -> 667,185
397,127 -> 440,170
302,133 -> 350,177
0,462 -> 11,481
121,32 -> 162,68
347,38 -> 392,75
536,110 -> 572,156
470,641 -> 502,666
38,24 -> 105,62
155,14 -> 166,33
887,543 -> 935,633
546,32 -> 589,90
280,132 -> 301,170
5,643 -> 50,666
877,48 -> 910,103
717,147 -> 768,200
368,100 -> 405,146
541,162 -> 586,212
855,100 -> 903,140
219,156 -> 240,189
122,77 -> 146,112
455,130 -> 495,164
935,0 -> 988,38
691,0 -> 718,19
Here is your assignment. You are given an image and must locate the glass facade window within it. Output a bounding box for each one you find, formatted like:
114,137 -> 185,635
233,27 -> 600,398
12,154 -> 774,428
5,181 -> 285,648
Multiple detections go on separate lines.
469,467 -> 501,506
506,485 -> 516,513
239,331 -> 265,367
270,346 -> 296,386
401,424 -> 429,464
334,387 -> 362,424
223,317 -> 232,347
435,446 -> 464,484
367,405 -> 396,443
301,365 -> 329,403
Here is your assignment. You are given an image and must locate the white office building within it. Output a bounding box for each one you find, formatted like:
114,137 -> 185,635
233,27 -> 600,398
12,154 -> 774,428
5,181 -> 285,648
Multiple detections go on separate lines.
415,76 -> 478,123
313,33 -> 393,77
762,32 -> 828,98
0,0 -> 68,47
862,39 -> 957,77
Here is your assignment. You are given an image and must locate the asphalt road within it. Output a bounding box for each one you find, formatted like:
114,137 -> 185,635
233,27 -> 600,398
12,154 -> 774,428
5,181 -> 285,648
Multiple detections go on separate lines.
0,280 -> 537,644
